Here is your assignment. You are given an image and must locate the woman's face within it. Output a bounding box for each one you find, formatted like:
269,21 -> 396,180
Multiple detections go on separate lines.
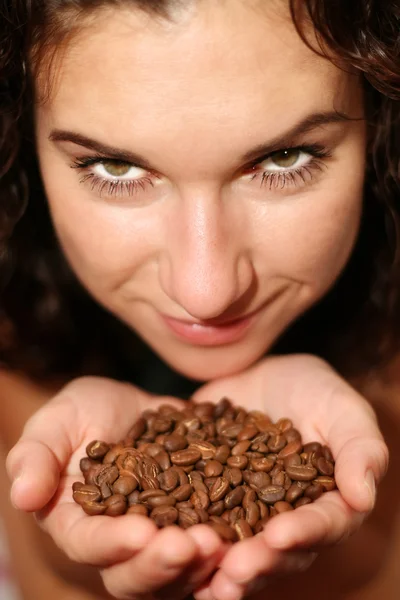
35,0 -> 366,380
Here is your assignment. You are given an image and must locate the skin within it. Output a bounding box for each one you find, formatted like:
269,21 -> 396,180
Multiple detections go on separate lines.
4,2 -> 390,600
35,0 -> 366,381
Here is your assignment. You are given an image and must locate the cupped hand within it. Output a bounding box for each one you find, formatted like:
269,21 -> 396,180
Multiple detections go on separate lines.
191,354 -> 389,600
6,377 -> 225,600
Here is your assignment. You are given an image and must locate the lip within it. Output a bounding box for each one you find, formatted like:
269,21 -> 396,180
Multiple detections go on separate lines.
161,307 -> 261,346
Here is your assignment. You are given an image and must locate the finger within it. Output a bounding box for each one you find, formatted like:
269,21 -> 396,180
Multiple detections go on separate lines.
261,491 -> 362,552
101,526 -> 199,598
327,428 -> 388,514
158,525 -> 225,599
208,535 -> 316,600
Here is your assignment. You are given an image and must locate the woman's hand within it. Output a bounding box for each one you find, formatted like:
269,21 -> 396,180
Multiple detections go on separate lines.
191,354 -> 389,600
6,377 -> 225,600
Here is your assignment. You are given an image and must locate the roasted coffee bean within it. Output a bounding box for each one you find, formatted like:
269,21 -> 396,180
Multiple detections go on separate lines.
209,477 -> 230,502
294,497 -> 313,508
204,460 -> 224,477
147,495 -> 177,509
189,441 -> 217,460
224,467 -> 243,487
285,464 -> 318,481
304,483 -> 324,500
139,489 -> 166,502
248,471 -> 271,489
82,501 -> 106,516
224,486 -> 245,509
104,494 -> 127,516
229,506 -> 245,525
75,398 -> 336,541
171,483 -> 193,501
231,441 -> 251,456
178,507 -> 200,528
127,418 -> 147,441
257,485 -> 286,504
73,484 -> 102,505
237,425 -> 258,441
234,519 -> 254,539
170,448 -> 202,466
208,501 -> 225,516
191,490 -> 210,511
127,490 -> 141,505
274,501 -> 294,514
158,469 -> 180,493
127,504 -> 149,517
214,445 -> 231,464
245,502 -> 260,527
227,455 -> 248,470
164,434 -> 188,452
113,476 -> 138,496
86,440 -> 110,460
250,457 -> 275,473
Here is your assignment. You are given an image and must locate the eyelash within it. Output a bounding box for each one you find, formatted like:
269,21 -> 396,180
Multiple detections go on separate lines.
71,143 -> 330,198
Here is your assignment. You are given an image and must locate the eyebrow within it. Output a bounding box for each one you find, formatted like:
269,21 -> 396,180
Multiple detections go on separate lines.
49,110 -> 354,168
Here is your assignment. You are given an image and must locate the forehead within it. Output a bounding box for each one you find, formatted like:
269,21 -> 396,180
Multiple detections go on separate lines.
38,0 -> 360,151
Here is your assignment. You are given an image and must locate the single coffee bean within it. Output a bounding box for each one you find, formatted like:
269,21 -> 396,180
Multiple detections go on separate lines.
127,418 -> 147,441
220,424 -> 244,439
127,490 -> 141,505
284,428 -> 302,443
127,504 -> 148,517
237,425 -> 259,441
169,466 -> 189,486
147,495 -> 177,509
141,475 -> 160,490
158,469 -> 180,493
208,500 -> 225,516
245,502 -> 260,528
294,497 -> 313,508
224,467 -> 243,487
178,507 -> 200,529
316,457 -> 334,476
104,494 -> 127,516
214,445 -> 231,464
303,441 -> 322,453
231,440 -> 251,456
224,487 -> 245,509
113,476 -> 138,496
229,506 -> 245,525
164,434 -> 188,452
304,483 -> 324,500
274,501 -> 294,513
257,500 -> 269,519
171,483 -> 193,501
314,476 -> 336,491
257,485 -> 286,504
103,444 -> 126,465
234,519 -> 254,539
268,435 -> 287,453
176,501 -> 193,509
276,418 -> 293,432
285,464 -> 318,481
204,460 -> 224,477
170,448 -> 202,466
250,442 -> 269,453
86,440 -> 110,460
150,505 -> 179,527
209,477 -> 230,502
196,508 -> 210,523
248,471 -> 271,489
82,501 -> 106,516
278,440 -> 303,459
189,441 -> 217,460
227,455 -> 248,470
80,457 -> 96,475
250,457 -> 275,473
73,484 -> 102,505
143,443 -> 164,458
154,451 -> 171,472
94,464 -> 119,487
272,471 -> 286,487
139,489 -> 167,502
190,490 -> 210,511
214,397 -> 232,419
242,489 -> 257,510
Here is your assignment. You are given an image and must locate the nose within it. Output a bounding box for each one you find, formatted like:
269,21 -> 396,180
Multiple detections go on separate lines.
159,190 -> 254,321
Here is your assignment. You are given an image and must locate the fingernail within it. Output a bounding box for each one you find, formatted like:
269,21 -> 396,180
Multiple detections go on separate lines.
364,469 -> 376,510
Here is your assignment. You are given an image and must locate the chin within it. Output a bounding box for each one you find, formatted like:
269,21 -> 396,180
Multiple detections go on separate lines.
160,348 -> 265,382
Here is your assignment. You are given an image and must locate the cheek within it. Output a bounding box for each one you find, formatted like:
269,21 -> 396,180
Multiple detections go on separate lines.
253,185 -> 364,294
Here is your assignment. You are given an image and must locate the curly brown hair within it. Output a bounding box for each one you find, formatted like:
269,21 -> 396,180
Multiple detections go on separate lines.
0,0 -> 399,381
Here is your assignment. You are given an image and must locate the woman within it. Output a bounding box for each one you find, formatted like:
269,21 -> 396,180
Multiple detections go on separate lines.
1,0 -> 398,598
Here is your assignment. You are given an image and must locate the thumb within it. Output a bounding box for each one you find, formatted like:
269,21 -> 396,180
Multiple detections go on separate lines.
6,399 -> 75,512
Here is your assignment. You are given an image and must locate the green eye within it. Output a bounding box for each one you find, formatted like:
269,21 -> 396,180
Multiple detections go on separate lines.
270,149 -> 300,168
102,161 -> 132,176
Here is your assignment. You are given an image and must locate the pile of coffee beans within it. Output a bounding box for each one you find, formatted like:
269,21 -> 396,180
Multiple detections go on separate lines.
73,398 -> 336,541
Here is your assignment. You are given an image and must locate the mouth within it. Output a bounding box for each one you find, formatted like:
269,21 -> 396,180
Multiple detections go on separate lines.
160,292 -> 283,347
